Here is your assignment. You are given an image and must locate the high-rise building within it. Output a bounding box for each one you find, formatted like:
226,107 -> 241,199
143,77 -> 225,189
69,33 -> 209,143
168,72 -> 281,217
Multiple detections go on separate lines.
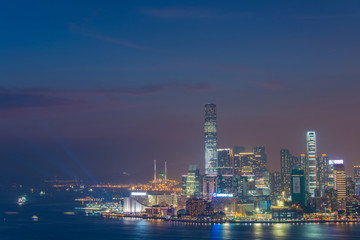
334,163 -> 346,210
270,171 -> 282,200
299,154 -> 309,191
291,169 -> 306,207
182,165 -> 200,196
253,146 -> 268,175
217,148 -> 233,175
202,175 -> 217,200
307,131 -> 317,197
354,166 -> 360,182
280,149 -> 298,197
204,103 -> 218,175
317,154 -> 329,193
233,152 -> 255,176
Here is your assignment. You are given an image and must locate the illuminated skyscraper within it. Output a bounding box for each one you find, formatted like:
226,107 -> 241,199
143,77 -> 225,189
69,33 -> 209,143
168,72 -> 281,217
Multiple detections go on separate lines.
182,164 -> 200,196
204,103 -> 218,175
307,131 -> 317,197
334,163 -> 346,210
317,154 -> 329,193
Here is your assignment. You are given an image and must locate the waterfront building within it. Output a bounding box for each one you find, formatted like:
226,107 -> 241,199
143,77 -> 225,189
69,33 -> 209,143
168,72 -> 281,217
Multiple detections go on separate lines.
334,163 -> 346,210
307,131 -> 317,197
204,103 -> 218,175
323,188 -> 338,212
217,148 -> 233,175
317,154 -> 329,193
123,197 -> 148,213
182,165 -> 201,196
201,175 -> 217,200
186,198 -> 214,217
291,169 -> 306,207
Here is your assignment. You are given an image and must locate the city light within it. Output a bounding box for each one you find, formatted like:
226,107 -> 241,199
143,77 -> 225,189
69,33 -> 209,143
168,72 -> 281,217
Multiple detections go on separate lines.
131,192 -> 147,196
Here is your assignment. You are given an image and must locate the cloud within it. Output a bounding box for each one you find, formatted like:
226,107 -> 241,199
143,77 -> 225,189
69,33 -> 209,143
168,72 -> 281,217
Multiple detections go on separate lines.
0,82 -> 216,111
69,24 -> 154,51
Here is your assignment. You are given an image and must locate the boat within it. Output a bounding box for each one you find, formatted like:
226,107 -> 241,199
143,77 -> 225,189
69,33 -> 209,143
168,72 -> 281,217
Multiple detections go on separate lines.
32,215 -> 39,221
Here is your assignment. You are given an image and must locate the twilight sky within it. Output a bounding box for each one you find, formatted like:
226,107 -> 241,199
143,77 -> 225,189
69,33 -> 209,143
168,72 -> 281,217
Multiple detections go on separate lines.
1,0 -> 360,184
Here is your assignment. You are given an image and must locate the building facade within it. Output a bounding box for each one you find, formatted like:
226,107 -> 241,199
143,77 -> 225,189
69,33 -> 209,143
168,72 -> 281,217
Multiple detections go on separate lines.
307,131 -> 317,197
204,103 -> 218,175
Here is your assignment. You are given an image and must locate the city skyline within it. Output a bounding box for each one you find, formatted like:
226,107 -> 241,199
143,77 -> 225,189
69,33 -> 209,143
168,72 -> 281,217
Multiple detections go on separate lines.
1,1 -> 360,184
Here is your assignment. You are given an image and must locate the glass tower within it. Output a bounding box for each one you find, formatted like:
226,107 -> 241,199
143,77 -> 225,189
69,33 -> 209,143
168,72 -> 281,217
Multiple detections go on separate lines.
204,103 -> 218,175
307,131 -> 317,197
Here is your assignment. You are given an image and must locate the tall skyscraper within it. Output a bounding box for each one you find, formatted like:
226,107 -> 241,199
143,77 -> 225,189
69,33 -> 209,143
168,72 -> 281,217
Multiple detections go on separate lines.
334,163 -> 346,210
317,154 -> 329,193
307,131 -> 317,197
204,103 -> 218,175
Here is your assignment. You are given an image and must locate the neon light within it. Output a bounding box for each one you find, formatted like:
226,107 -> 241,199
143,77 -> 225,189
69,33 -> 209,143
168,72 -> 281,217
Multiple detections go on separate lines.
212,193 -> 234,198
131,192 -> 147,196
329,160 -> 344,165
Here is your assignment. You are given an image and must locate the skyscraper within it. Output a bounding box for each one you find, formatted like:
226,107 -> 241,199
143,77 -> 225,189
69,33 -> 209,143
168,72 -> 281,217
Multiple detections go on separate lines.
291,169 -> 306,207
317,154 -> 329,193
307,131 -> 317,197
334,163 -> 346,210
183,164 -> 201,196
217,148 -> 233,175
204,103 -> 218,175
280,149 -> 298,197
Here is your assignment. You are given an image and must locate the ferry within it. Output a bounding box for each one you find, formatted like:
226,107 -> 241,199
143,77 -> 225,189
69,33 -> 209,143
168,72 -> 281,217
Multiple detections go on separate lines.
17,196 -> 26,206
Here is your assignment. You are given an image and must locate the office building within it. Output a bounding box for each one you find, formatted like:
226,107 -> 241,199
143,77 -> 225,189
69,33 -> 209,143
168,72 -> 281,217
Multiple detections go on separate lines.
334,163 -> 346,210
317,154 -> 329,193
217,148 -> 233,175
291,169 -> 306,207
280,149 -> 298,197
307,131 -> 317,197
186,198 -> 214,217
182,165 -> 200,196
204,103 -> 218,175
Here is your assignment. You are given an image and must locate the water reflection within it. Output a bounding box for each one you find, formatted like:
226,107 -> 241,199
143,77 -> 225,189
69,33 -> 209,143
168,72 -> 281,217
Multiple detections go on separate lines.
271,223 -> 290,238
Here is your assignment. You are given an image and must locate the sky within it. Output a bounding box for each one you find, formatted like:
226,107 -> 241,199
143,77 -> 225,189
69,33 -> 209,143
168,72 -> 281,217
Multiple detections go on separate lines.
1,0 -> 360,184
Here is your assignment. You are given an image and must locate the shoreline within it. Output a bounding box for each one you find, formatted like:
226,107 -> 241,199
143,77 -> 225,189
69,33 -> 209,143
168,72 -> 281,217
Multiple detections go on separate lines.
101,213 -> 360,224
